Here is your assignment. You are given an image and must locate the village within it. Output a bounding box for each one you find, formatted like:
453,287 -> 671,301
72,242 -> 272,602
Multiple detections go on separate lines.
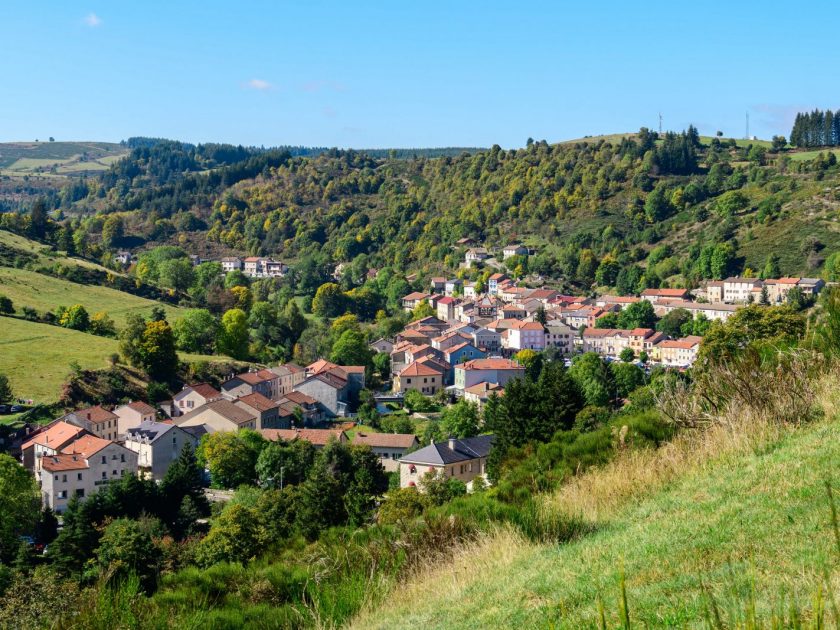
12,239 -> 826,514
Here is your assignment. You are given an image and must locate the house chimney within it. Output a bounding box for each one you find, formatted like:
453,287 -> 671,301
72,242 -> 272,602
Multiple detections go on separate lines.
448,437 -> 456,451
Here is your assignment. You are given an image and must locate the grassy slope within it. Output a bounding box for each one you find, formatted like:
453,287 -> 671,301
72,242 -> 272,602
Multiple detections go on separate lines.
0,317 -> 222,405
0,267 -> 186,326
0,229 -> 122,274
354,418 -> 840,629
559,132 -> 772,149
0,141 -> 127,175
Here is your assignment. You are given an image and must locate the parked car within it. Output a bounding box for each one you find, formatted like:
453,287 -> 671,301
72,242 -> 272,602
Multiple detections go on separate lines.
9,405 -> 23,413
0,405 -> 9,414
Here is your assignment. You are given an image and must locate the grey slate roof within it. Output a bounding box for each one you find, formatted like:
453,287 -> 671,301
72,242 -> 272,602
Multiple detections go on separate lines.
400,434 -> 494,465
125,421 -> 175,443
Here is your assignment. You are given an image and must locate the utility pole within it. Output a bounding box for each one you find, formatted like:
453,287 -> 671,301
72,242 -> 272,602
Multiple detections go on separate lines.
659,113 -> 663,135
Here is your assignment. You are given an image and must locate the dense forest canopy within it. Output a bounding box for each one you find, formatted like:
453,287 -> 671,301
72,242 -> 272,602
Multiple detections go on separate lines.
5,123 -> 840,299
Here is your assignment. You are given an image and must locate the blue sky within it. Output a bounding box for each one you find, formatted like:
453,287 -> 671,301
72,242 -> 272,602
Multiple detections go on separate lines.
2,1 -> 837,148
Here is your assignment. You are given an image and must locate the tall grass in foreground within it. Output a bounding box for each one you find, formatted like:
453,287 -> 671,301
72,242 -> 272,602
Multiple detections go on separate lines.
350,364 -> 840,629
597,480 -> 840,630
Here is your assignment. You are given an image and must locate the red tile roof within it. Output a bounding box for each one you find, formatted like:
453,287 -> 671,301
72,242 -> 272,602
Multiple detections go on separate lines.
457,358 -> 524,371
184,383 -> 221,400
121,401 -> 156,415
282,391 -> 318,406
235,393 -> 279,412
42,453 -> 89,472
61,434 -> 112,458
400,361 -> 443,377
641,288 -> 690,297
260,428 -> 347,446
71,405 -> 118,425
21,421 -> 86,451
352,432 -> 418,449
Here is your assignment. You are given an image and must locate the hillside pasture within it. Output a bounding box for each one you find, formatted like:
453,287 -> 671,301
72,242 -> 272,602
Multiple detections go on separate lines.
0,267 -> 186,326
0,317 -> 226,405
0,141 -> 127,176
787,148 -> 840,162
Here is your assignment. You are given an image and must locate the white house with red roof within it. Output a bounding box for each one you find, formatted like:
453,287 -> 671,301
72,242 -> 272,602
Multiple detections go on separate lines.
20,421 -> 87,472
38,434 -> 138,513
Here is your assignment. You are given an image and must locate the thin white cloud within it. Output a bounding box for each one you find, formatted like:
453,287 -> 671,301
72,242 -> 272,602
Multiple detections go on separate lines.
302,80 -> 346,93
245,78 -> 272,91
83,12 -> 102,27
323,106 -> 337,118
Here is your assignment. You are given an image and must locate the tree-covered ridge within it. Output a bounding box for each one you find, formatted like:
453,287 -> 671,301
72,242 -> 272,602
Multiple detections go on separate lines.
790,109 -> 840,148
15,126 -> 840,298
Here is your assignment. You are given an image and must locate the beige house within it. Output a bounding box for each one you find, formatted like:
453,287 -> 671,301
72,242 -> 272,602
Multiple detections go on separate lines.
39,435 -> 138,513
114,401 -> 156,437
61,405 -> 120,441
172,383 -> 222,416
402,292 -> 431,311
351,432 -> 419,472
123,421 -> 199,480
395,361 -> 444,395
269,363 -> 306,396
653,336 -> 702,367
723,277 -> 762,303
234,393 -> 282,429
399,435 -> 494,489
463,382 -> 504,411
176,399 -> 257,433
222,369 -> 282,401
544,322 -> 576,354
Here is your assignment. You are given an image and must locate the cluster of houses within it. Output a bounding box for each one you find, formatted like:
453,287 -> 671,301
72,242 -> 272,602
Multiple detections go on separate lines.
220,256 -> 289,278
385,274 -> 827,392
114,251 -> 291,279
22,350 -> 496,509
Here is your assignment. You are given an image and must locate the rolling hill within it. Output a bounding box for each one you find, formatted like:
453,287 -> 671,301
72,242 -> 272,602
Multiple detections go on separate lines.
0,141 -> 127,177
352,405 -> 840,628
0,317 -> 225,406
0,267 -> 186,327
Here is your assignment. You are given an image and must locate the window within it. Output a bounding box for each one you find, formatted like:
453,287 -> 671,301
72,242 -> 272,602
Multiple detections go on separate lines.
58,490 -> 67,499
76,489 -> 85,498
101,472 -> 107,479
77,473 -> 82,481
120,454 -> 125,462
101,456 -> 106,464
62,474 -> 67,482
120,470 -> 125,476
112,470 -> 117,476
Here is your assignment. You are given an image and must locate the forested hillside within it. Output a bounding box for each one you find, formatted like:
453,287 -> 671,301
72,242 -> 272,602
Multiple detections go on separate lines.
18,127 -> 840,295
